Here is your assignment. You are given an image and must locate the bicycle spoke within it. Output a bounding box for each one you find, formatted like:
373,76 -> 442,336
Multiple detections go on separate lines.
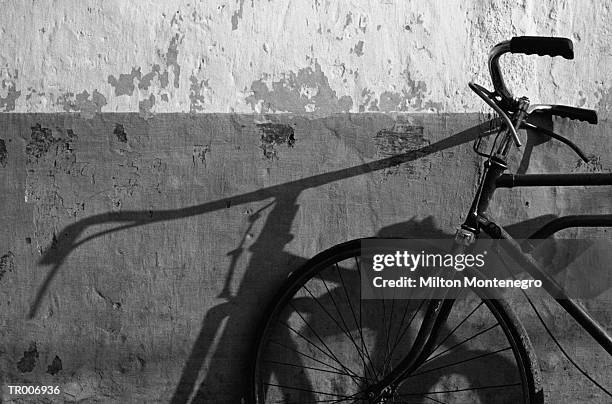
430,301 -> 484,355
398,381 -> 522,396
354,257 -> 381,380
380,289 -> 391,373
256,244 -> 537,403
298,390 -> 365,404
335,262 -> 381,379
388,298 -> 417,357
324,391 -> 366,404
314,277 -> 378,381
269,339 -> 362,381
289,302 -> 364,384
269,390 -> 365,403
382,285 -> 397,374
301,284 -> 371,371
385,300 -> 426,366
280,320 -> 363,385
357,260 -> 374,383
410,346 -> 512,377
423,323 -> 500,365
424,395 -> 447,403
264,359 -> 370,382
263,382 -> 357,399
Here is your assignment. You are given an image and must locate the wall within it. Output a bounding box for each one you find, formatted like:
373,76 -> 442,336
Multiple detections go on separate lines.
0,1 -> 611,403
2,0 -> 612,116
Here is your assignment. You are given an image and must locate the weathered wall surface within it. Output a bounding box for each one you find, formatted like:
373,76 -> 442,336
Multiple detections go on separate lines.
1,114 -> 611,403
1,1 -> 612,116
0,1 -> 611,403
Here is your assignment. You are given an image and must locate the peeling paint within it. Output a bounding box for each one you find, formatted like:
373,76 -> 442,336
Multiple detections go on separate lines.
246,62 -> 353,113
25,87 -> 107,116
25,124 -> 77,166
0,68 -> 20,112
23,124 -> 79,256
257,122 -> 295,159
375,123 -> 426,155
108,67 -> 142,97
0,251 -> 15,281
575,154 -> 603,172
164,34 -> 182,88
596,86 -> 612,119
106,34 -> 182,116
231,0 -> 246,30
139,65 -> 168,90
25,124 -> 56,161
139,94 -> 155,119
357,15 -> 367,33
17,342 -> 38,373
0,138 -> 7,167
360,70 -> 442,112
113,123 -> 128,143
359,88 -> 376,112
343,12 -> 353,30
95,288 -> 122,311
119,353 -> 145,374
56,90 -> 107,118
353,40 -> 364,56
47,355 -> 62,375
192,144 -> 210,166
378,91 -> 405,111
189,75 -> 211,112
374,122 -> 429,177
401,69 -> 442,111
1,2 -> 610,114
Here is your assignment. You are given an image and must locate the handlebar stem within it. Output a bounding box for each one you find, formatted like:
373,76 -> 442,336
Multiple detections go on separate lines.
498,97 -> 530,156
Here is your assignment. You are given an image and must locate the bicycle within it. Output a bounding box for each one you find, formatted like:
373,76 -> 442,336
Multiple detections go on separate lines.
250,37 -> 612,403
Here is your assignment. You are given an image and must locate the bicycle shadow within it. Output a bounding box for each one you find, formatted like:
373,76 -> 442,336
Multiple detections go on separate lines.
258,217 -> 536,403
31,118 -> 499,319
173,214 -> 575,401
28,116 -> 606,402
26,118 -> 491,402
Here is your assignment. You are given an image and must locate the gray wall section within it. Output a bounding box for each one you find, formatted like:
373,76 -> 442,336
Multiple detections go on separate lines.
0,113 -> 610,402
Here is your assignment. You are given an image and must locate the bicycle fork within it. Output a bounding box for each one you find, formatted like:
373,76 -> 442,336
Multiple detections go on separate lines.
364,232 -> 472,402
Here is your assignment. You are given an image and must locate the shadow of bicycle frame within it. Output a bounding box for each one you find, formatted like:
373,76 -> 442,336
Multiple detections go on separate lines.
27,116 -> 605,402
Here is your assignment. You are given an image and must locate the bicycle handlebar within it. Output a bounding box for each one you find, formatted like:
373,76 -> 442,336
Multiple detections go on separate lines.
471,37 -> 600,168
529,104 -> 598,124
510,36 -> 574,59
488,36 -> 574,105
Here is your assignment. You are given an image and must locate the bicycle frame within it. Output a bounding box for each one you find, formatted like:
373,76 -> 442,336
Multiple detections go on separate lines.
358,37 -> 611,401
478,163 -> 612,357
368,158 -> 612,398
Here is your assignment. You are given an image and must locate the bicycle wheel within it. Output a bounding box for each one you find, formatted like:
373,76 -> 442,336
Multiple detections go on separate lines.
251,239 -> 543,403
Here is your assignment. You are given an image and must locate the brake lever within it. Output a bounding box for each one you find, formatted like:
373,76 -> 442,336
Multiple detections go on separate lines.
469,82 -> 522,147
521,122 -> 590,163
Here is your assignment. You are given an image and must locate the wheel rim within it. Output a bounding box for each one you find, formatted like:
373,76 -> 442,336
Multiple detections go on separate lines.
253,244 -> 537,403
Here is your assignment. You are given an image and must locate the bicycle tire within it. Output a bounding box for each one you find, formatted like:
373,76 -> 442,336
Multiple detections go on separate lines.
251,238 -> 543,403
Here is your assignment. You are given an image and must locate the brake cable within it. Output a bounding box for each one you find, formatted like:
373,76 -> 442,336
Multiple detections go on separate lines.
521,121 -> 590,163
470,81 -> 591,163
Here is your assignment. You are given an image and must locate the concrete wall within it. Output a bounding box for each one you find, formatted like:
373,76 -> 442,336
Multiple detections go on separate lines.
0,1 -> 611,403
2,0 -> 612,116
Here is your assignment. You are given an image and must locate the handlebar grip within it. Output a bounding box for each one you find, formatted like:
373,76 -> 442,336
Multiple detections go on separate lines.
510,36 -> 574,59
536,105 -> 598,124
